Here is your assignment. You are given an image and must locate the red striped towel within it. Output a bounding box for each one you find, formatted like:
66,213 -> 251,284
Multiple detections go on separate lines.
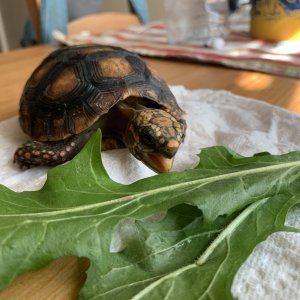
54,22 -> 300,78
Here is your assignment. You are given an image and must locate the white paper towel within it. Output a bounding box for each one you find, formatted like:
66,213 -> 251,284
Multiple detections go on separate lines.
0,86 -> 299,299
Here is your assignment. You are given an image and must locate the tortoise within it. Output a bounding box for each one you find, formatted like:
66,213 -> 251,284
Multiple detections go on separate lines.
13,45 -> 186,173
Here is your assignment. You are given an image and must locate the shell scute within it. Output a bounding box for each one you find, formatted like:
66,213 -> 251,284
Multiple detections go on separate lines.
30,58 -> 56,87
45,66 -> 80,99
97,56 -> 135,78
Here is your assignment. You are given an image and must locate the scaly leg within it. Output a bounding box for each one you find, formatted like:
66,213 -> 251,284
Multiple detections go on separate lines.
14,130 -> 93,168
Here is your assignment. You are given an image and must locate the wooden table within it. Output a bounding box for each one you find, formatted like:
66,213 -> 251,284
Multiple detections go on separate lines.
0,45 -> 299,299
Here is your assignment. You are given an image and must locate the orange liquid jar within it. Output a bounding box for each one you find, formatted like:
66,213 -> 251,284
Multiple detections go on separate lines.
250,0 -> 300,41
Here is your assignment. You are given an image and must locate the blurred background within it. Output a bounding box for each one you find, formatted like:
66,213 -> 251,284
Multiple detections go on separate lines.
0,0 -> 163,51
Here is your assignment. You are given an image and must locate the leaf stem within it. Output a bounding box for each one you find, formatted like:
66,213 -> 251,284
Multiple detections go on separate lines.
1,161 -> 299,218
196,198 -> 267,265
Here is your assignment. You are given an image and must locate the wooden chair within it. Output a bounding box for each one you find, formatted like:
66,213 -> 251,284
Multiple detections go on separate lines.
25,0 -> 146,44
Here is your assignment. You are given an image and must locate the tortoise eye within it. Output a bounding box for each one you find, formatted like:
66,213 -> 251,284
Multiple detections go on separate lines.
141,131 -> 154,146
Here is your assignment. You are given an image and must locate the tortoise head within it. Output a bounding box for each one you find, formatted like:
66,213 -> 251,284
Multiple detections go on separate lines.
124,109 -> 186,173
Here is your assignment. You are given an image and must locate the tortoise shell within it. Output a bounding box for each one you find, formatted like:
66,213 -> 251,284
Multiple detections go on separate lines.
19,45 -> 184,142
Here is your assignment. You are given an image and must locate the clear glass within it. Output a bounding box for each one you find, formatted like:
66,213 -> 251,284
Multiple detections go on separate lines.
164,0 -> 230,44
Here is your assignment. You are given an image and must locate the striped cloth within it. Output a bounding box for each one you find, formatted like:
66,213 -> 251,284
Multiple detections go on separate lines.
54,22 -> 300,78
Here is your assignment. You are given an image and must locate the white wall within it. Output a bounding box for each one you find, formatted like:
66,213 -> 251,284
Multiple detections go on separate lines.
0,9 -> 9,51
0,0 -> 28,51
147,0 -> 165,21
101,0 -> 165,20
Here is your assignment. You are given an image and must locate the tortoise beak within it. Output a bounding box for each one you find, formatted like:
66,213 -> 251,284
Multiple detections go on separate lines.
147,153 -> 174,173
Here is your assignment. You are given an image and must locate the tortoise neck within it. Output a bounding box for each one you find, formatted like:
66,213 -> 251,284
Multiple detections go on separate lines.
99,100 -> 136,141
99,97 -> 158,143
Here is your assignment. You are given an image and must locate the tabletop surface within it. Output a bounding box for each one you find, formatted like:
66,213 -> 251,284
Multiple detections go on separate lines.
0,44 -> 299,299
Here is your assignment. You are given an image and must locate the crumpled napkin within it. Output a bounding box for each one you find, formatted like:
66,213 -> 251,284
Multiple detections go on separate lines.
0,86 -> 299,299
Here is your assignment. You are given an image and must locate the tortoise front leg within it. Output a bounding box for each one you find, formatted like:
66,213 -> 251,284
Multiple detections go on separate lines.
14,131 -> 93,168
